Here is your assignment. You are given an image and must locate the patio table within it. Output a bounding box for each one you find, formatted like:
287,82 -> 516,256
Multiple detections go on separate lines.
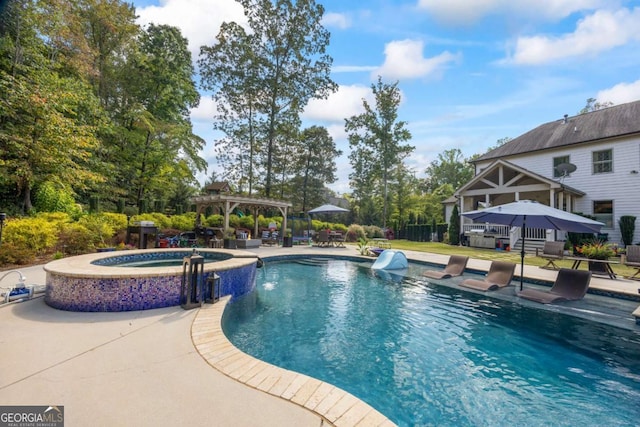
565,256 -> 619,280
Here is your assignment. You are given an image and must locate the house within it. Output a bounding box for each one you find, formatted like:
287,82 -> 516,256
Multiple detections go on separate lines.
448,99 -> 640,249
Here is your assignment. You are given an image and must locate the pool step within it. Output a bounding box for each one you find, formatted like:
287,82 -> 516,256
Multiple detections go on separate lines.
294,258 -> 329,266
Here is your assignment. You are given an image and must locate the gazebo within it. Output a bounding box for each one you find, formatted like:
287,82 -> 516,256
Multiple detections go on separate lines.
189,194 -> 292,238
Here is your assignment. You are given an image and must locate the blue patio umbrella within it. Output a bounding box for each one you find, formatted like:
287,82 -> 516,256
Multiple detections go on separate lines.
462,200 -> 605,290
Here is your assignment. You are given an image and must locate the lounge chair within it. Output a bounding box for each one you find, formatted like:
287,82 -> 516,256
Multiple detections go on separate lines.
536,241 -> 565,270
459,261 -> 516,291
422,255 -> 469,279
624,245 -> 640,280
518,268 -> 592,303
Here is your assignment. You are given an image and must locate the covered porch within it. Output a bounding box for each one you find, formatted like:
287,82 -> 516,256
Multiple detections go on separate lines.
455,160 -> 585,252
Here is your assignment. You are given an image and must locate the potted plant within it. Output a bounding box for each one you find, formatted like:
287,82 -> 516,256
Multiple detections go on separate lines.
575,239 -> 616,274
223,228 -> 236,249
282,229 -> 293,247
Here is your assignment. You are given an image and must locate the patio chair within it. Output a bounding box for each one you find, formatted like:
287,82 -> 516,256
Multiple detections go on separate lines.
518,268 -> 592,303
317,230 -> 330,247
261,230 -> 276,246
536,241 -> 565,270
332,232 -> 346,248
422,255 -> 469,279
624,245 -> 640,280
459,261 -> 516,291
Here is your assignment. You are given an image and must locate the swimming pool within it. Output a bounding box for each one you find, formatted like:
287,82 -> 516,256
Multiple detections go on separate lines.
222,259 -> 640,426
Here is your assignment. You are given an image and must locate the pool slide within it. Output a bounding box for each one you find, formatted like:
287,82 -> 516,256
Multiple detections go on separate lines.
371,250 -> 408,270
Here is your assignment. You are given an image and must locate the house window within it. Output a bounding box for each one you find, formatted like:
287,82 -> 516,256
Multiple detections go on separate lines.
553,155 -> 570,178
592,149 -> 612,174
593,200 -> 613,228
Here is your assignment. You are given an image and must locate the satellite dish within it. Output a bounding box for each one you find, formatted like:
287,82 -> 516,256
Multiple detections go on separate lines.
555,162 -> 577,176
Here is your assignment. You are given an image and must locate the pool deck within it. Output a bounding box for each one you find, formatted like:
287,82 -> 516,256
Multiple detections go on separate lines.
1,245 -> 639,426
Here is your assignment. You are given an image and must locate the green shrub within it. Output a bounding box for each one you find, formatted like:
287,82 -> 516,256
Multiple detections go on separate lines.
363,225 -> 384,239
171,213 -> 198,230
204,214 -> 224,228
33,180 -> 81,216
239,215 -> 255,230
58,223 -> 94,255
3,217 -> 58,254
77,215 -> 115,248
619,215 -> 636,247
0,242 -> 36,265
346,224 -> 366,242
101,213 -> 128,231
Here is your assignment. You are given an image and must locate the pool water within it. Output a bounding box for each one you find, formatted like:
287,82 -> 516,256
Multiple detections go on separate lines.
222,260 -> 640,426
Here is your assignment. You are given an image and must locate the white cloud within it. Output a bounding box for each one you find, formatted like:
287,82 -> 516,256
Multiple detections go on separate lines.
322,12 -> 351,29
507,8 -> 640,65
373,39 -> 460,80
416,0 -> 612,25
136,0 -> 246,55
596,80 -> 640,105
190,96 -> 218,121
302,84 -> 374,122
332,65 -> 378,73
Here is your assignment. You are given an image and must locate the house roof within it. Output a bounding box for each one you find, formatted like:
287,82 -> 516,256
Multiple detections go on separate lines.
456,159 -> 586,197
475,99 -> 640,162
204,182 -> 231,193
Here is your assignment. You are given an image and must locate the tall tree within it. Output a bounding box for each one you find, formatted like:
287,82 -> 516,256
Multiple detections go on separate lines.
199,0 -> 337,197
424,148 -> 474,192
345,77 -> 413,227
116,24 -> 206,205
0,0 -> 105,213
289,126 -> 341,212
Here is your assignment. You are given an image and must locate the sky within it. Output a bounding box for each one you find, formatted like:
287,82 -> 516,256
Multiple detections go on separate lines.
131,0 -> 640,195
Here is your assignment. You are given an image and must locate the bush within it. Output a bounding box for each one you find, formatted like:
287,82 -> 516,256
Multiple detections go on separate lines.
3,217 -> 58,254
170,212 -> 197,230
362,225 -> 384,239
619,215 -> 636,247
204,214 -> 224,228
346,224 -> 366,242
58,223 -> 94,255
77,215 -> 116,248
0,242 -> 36,265
33,180 -> 81,216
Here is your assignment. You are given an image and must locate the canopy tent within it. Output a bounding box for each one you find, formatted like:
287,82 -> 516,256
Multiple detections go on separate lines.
307,204 -> 349,214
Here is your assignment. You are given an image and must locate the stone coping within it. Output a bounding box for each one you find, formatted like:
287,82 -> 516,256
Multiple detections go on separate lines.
43,248 -> 258,278
193,297 -> 395,427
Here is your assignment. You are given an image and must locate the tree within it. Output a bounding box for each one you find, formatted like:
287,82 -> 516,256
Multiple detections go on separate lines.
114,24 -> 206,205
424,148 -> 474,192
289,126 -> 341,212
345,77 -> 414,227
0,0 -> 105,213
579,97 -> 613,114
199,0 -> 337,197
448,203 -> 460,245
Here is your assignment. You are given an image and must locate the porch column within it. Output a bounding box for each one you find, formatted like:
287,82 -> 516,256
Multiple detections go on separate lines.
549,189 -> 555,208
558,191 -> 565,211
224,201 -> 230,230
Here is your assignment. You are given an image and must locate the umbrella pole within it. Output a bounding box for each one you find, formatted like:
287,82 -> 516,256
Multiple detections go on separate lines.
520,217 -> 526,291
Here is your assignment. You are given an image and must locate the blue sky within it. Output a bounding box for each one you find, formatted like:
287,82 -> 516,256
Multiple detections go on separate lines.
132,0 -> 640,194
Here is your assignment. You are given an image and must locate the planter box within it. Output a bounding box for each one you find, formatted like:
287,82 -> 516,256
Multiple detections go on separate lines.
223,239 -> 237,249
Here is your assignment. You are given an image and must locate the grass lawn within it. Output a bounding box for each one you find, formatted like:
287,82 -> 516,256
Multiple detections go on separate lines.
384,240 -> 639,279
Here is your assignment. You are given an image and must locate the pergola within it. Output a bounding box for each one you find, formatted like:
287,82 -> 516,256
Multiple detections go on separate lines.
189,194 -> 292,238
